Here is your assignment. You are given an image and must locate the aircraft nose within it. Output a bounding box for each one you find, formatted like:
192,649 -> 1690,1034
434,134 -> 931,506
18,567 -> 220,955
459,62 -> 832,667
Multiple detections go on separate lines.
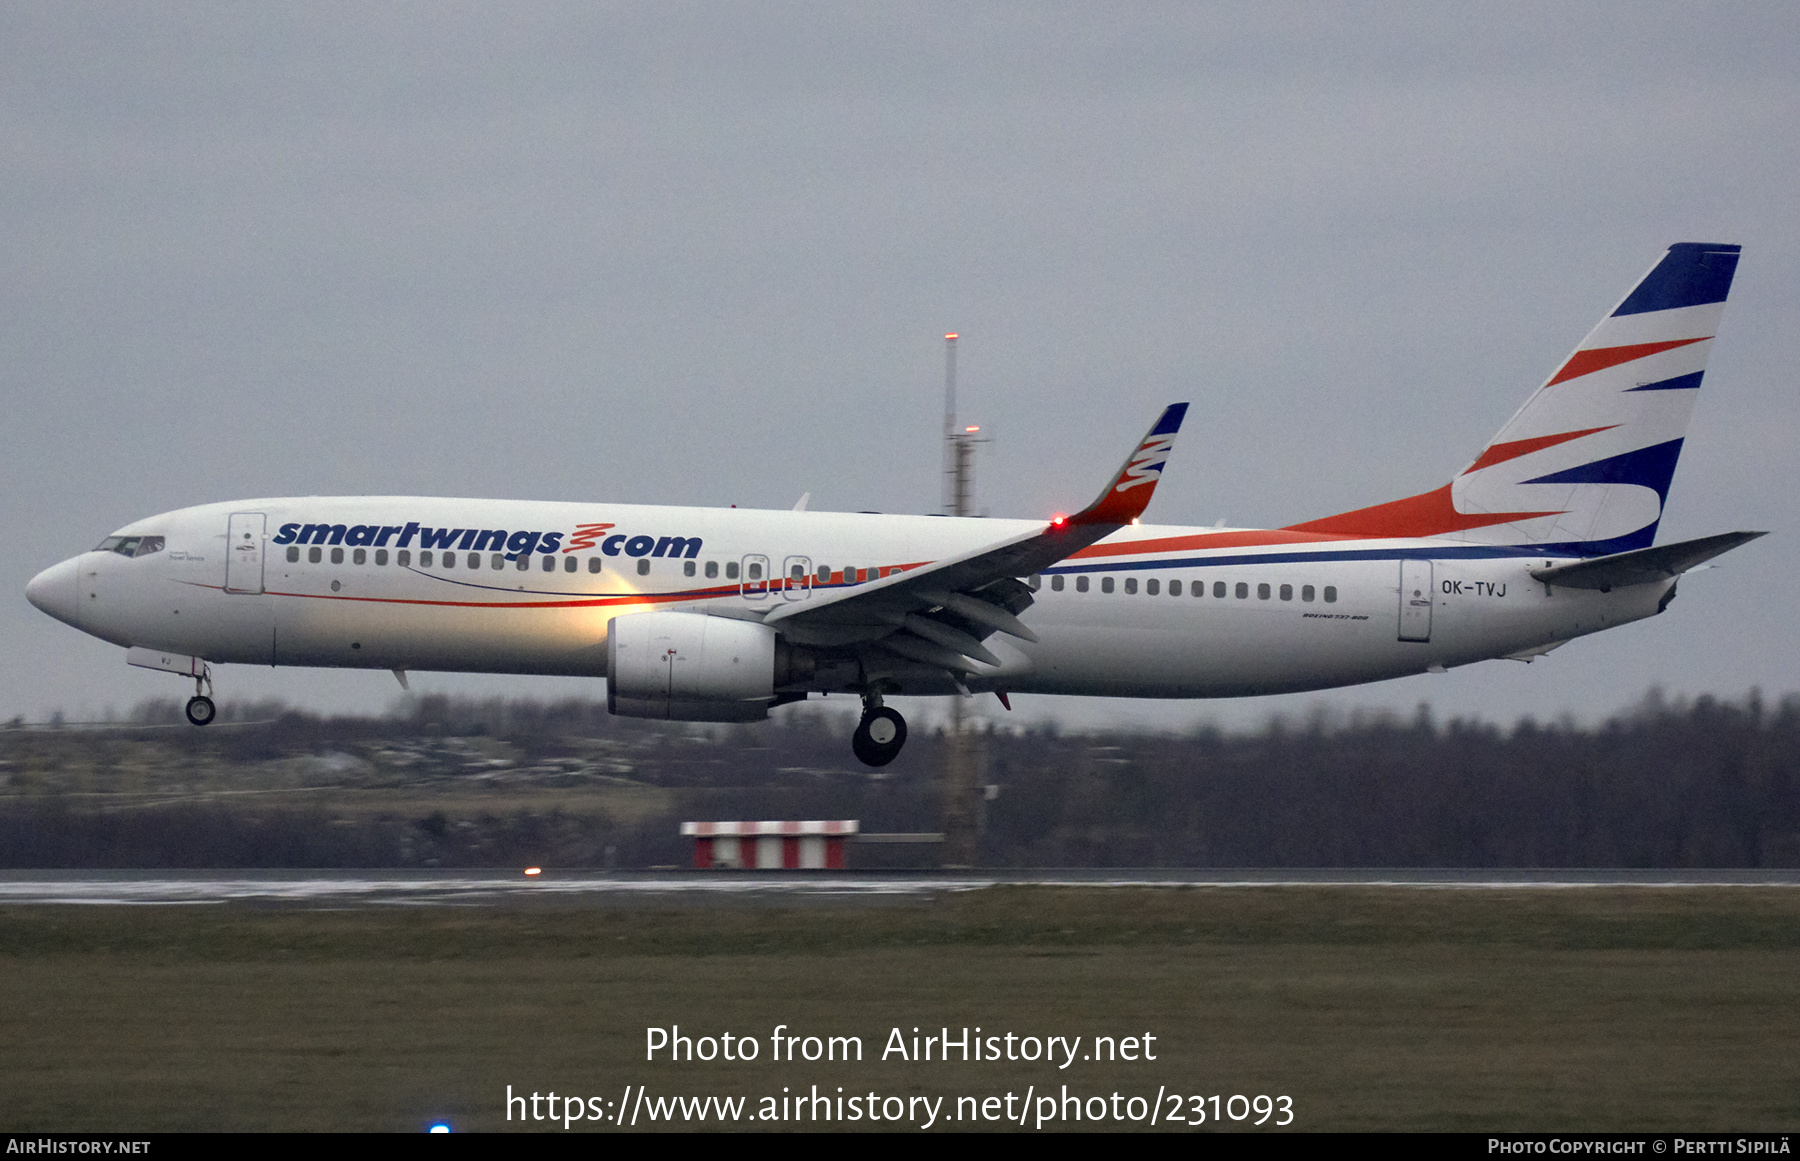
25,557 -> 82,627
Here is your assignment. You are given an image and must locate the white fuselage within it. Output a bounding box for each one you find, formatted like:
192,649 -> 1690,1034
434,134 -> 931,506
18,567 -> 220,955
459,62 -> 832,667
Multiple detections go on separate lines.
26,496 -> 1670,700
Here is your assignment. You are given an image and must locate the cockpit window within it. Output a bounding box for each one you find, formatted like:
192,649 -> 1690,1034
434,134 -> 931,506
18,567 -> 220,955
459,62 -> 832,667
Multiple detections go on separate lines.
92,535 -> 164,558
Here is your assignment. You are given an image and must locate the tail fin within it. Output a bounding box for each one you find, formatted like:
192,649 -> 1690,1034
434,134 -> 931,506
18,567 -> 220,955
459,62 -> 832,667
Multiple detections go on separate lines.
1289,243 -> 1741,555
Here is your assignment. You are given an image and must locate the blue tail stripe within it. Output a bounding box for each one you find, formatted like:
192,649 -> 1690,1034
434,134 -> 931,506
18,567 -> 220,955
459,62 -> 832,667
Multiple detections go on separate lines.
1625,371 -> 1704,393
1612,243 -> 1740,317
1522,437 -> 1685,505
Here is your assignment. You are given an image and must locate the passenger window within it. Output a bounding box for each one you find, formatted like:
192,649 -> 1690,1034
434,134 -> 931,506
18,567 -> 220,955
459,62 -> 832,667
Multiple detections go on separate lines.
1124,578 -> 1137,594
444,552 -> 456,569
515,553 -> 529,571
1101,577 -> 1115,594
817,565 -> 831,583
1324,586 -> 1338,603
587,557 -> 601,574
747,562 -> 762,580
397,550 -> 411,567
1029,575 -> 1041,591
1146,579 -> 1158,596
685,560 -> 697,577
1235,582 -> 1248,599
727,561 -> 740,580
1214,581 -> 1227,598
637,559 -> 651,576
330,547 -> 344,565
491,553 -> 504,570
287,546 -> 300,563
1302,585 -> 1314,602
706,561 -> 719,579
559,556 -> 572,573
791,564 -> 805,581
376,549 -> 388,566
1168,579 -> 1180,596
353,548 -> 366,566
1258,583 -> 1270,600
309,546 -> 323,564
1076,576 -> 1090,593
1051,575 -> 1065,592
1280,584 -> 1292,601
419,551 -> 432,567
542,555 -> 555,572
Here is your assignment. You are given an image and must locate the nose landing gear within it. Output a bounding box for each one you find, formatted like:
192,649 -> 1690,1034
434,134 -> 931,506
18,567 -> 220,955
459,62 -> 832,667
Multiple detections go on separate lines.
184,669 -> 216,727
852,692 -> 907,767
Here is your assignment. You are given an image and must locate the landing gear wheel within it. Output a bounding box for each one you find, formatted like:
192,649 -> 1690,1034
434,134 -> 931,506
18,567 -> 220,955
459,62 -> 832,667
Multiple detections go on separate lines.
185,696 -> 216,727
852,706 -> 907,767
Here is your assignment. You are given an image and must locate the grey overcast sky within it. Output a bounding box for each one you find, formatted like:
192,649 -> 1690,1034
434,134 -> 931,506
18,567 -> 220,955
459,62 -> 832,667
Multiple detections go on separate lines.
5,2 -> 1797,731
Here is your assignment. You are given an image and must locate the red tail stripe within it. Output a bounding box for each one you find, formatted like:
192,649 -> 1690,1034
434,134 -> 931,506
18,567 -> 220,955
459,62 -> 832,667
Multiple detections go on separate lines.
1546,337 -> 1707,386
1461,425 -> 1617,475
1284,483 -> 1560,539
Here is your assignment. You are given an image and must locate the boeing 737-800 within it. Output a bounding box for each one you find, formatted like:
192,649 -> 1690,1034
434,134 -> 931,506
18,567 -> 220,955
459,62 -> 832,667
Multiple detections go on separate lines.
26,244 -> 1763,766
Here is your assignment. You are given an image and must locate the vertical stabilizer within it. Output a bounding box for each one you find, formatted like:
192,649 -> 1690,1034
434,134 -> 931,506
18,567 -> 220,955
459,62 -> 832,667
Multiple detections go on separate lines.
1289,244 -> 1740,554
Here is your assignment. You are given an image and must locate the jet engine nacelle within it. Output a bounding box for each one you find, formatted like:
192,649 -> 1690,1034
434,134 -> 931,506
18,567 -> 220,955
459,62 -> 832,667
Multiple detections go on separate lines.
606,611 -> 777,722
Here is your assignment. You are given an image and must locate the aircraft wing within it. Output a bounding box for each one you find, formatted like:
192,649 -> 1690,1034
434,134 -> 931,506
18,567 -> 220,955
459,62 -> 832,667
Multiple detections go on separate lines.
1529,530 -> 1766,591
764,403 -> 1188,668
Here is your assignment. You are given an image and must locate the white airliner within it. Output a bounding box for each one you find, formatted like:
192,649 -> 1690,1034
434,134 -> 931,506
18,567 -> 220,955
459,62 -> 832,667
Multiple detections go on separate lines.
27,244 -> 1763,766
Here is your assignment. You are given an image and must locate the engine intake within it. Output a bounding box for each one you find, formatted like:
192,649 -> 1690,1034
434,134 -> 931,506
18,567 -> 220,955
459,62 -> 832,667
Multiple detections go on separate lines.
606,611 -> 777,722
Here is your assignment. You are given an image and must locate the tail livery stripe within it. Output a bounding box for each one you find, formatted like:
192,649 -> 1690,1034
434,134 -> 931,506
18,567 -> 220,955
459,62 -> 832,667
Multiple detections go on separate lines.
1626,371 -> 1704,393
1522,438 -> 1686,506
1462,426 -> 1616,475
1612,243 -> 1740,316
1546,337 -> 1708,386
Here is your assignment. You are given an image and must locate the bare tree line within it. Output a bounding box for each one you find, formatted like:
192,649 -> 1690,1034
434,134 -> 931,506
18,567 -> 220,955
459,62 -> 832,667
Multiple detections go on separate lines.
1,689 -> 1795,868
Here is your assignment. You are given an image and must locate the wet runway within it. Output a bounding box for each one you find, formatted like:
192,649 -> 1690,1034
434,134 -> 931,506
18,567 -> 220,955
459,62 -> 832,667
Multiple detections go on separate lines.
3,868 -> 1799,906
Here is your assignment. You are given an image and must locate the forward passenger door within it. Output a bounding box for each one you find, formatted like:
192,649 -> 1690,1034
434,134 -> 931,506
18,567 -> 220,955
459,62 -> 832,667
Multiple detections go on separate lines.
225,513 -> 266,595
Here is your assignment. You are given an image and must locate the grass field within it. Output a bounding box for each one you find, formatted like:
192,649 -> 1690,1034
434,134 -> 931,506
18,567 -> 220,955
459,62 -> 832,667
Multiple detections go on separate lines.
4,886 -> 1799,1132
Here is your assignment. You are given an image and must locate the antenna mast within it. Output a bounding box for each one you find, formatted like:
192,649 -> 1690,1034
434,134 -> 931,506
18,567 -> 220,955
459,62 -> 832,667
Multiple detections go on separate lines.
938,331 -> 986,866
942,333 -> 960,514
942,333 -> 983,517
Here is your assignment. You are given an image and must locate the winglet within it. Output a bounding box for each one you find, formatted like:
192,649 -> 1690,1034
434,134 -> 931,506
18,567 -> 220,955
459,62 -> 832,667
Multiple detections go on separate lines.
1066,403 -> 1189,527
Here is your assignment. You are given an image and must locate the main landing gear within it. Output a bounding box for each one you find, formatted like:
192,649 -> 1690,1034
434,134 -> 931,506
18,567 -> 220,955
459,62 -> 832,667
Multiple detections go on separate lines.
185,669 -> 215,727
852,692 -> 907,768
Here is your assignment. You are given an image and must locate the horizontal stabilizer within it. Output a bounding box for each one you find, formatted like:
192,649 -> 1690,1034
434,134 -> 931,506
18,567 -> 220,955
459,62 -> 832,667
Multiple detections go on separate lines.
1530,531 -> 1765,591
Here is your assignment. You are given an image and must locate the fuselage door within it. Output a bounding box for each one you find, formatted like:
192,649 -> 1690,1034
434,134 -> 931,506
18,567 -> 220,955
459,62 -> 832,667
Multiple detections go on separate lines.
740,554 -> 769,601
782,555 -> 813,601
1398,558 -> 1433,642
225,512 -> 266,595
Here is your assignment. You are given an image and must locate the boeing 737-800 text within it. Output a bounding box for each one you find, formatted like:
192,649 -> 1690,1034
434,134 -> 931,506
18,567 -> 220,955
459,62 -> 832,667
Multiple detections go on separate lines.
27,244 -> 1763,765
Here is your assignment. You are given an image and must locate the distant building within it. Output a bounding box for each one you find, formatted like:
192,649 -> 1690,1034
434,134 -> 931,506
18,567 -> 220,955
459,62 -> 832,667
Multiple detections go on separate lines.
680,820 -> 858,870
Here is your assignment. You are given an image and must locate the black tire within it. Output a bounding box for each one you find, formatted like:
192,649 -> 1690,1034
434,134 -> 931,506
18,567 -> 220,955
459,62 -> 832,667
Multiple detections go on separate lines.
185,695 -> 216,726
851,706 -> 907,767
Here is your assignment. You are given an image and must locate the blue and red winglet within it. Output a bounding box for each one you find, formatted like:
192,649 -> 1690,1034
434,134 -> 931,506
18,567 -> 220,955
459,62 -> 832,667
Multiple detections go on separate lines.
1065,403 -> 1189,527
